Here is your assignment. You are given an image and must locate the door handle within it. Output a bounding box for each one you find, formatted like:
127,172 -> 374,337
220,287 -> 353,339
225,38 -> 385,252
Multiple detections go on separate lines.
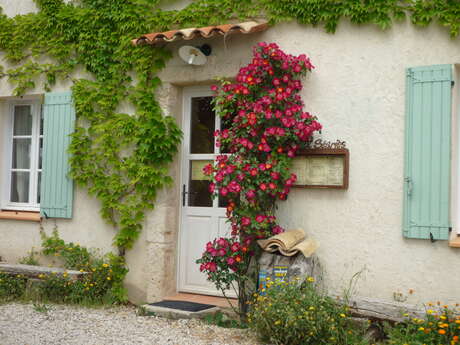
405,177 -> 413,196
182,184 -> 187,206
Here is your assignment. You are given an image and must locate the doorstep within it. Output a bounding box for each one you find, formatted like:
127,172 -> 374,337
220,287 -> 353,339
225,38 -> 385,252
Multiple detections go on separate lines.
164,293 -> 237,309
141,293 -> 237,320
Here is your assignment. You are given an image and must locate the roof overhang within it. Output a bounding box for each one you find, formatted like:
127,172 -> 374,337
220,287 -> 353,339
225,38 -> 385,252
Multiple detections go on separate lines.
132,21 -> 269,46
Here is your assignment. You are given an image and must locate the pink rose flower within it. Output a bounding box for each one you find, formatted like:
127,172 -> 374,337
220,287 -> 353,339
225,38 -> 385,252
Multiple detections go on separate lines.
241,217 -> 251,226
255,215 -> 266,223
231,242 -> 240,252
217,238 -> 228,248
208,262 -> 217,272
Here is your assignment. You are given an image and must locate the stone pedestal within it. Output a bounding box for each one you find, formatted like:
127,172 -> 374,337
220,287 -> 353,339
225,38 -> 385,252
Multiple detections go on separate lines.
258,252 -> 322,286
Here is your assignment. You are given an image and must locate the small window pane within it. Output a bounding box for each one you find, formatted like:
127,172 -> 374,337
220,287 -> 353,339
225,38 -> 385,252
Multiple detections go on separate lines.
10,171 -> 30,203
190,97 -> 215,154
37,172 -> 41,204
219,116 -> 232,154
189,180 -> 213,207
40,106 -> 43,136
218,194 -> 230,208
188,161 -> 213,207
39,137 -> 43,170
13,105 -> 32,136
12,138 -> 31,169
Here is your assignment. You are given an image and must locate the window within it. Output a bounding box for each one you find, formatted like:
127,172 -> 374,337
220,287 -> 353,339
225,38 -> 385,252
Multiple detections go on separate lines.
1,91 -> 75,219
3,101 -> 42,211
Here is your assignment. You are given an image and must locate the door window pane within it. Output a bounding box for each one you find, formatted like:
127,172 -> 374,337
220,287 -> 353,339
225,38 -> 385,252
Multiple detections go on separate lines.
219,116 -> 232,153
218,194 -> 230,208
13,105 -> 32,135
188,160 -> 213,207
190,97 -> 215,154
12,138 -> 31,169
10,171 -> 30,203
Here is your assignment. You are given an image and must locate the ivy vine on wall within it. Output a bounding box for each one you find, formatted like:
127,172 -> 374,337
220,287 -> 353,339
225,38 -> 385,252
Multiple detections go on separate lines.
0,0 -> 458,254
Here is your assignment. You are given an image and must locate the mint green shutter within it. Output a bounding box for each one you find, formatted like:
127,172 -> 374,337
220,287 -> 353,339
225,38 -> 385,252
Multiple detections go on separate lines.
40,91 -> 75,219
403,65 -> 453,240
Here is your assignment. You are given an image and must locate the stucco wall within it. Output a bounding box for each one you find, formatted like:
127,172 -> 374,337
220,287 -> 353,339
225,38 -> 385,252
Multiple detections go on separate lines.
156,20 -> 460,307
1,0 -> 460,308
0,0 -> 180,304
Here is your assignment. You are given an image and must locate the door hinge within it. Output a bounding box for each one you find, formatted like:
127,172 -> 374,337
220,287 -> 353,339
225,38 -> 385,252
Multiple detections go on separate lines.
452,80 -> 455,88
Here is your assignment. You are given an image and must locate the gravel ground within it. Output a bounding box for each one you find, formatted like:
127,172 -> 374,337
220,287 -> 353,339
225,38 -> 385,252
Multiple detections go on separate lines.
0,303 -> 260,345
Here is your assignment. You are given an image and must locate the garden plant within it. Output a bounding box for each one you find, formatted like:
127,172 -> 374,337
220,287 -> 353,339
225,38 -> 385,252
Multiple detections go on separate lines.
197,42 -> 322,318
0,229 -> 128,305
248,278 -> 368,345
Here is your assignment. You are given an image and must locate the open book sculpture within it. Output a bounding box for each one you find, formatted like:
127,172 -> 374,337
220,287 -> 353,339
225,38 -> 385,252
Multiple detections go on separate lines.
257,229 -> 318,257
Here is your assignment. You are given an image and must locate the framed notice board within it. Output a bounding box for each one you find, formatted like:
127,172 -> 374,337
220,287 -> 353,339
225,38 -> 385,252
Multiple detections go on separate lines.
291,148 -> 349,189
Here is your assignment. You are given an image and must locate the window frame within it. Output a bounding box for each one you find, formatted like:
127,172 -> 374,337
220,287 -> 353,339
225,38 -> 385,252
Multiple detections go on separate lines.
1,99 -> 42,212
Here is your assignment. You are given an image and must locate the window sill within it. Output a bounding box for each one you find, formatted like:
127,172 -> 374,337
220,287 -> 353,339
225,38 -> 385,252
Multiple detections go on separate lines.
0,211 -> 41,222
449,232 -> 460,248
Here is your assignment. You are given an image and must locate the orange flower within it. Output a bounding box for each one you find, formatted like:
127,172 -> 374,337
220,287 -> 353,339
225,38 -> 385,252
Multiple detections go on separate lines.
439,329 -> 446,335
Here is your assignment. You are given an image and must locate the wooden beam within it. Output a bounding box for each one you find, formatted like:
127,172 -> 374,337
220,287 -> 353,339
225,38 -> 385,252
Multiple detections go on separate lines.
0,263 -> 86,281
0,211 -> 41,222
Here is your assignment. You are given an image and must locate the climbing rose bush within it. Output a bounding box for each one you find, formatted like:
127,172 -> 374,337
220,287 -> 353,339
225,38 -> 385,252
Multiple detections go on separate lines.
197,42 -> 321,316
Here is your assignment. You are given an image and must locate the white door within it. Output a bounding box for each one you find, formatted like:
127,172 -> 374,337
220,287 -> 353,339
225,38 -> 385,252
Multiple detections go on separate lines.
178,86 -> 233,296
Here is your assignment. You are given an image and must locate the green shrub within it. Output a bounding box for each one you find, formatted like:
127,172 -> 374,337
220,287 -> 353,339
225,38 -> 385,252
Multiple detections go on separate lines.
386,304 -> 460,345
248,278 -> 367,345
38,229 -> 129,305
18,248 -> 40,266
0,273 -> 27,302
1,229 -> 128,305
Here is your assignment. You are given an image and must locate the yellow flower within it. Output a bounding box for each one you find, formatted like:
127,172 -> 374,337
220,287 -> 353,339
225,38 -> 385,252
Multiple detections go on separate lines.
274,320 -> 281,325
307,277 -> 315,282
418,327 -> 425,331
340,313 -> 346,318
102,263 -> 109,268
403,313 -> 409,317
79,269 -> 84,272
63,272 -> 68,277
456,320 -> 460,324
309,306 -> 315,310
427,309 -> 434,314
107,277 -> 111,280
441,315 -> 447,320
92,268 -> 96,272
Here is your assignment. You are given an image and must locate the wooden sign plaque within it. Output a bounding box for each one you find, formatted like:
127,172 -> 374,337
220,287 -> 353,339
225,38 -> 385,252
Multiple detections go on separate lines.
291,149 -> 349,189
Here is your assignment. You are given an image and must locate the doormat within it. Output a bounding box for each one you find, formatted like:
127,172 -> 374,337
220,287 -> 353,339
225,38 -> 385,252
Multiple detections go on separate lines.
148,300 -> 216,312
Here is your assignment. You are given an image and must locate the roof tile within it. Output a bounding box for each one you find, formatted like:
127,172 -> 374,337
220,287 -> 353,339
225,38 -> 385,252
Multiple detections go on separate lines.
132,21 -> 269,46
